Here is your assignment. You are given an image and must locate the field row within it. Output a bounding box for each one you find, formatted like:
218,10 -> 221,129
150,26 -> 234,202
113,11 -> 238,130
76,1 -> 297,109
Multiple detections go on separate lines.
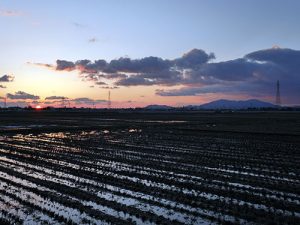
0,125 -> 299,224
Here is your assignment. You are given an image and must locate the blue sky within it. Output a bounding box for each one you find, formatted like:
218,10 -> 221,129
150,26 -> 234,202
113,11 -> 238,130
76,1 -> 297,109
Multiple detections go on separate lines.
2,0 -> 300,61
1,0 -> 300,107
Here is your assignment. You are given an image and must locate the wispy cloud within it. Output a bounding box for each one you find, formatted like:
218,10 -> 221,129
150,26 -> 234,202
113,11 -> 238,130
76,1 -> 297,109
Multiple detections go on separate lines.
72,22 -> 87,28
0,10 -> 22,17
27,62 -> 53,69
88,37 -> 98,43
7,91 -> 40,100
73,97 -> 106,105
45,96 -> 68,100
42,96 -> 107,107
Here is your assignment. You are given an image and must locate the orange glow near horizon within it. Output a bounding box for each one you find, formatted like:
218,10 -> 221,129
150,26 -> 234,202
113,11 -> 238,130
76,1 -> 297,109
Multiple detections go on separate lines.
35,105 -> 42,109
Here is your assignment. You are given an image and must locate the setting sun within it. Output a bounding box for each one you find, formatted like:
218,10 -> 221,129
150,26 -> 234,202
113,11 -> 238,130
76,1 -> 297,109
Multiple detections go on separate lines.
35,105 -> 42,109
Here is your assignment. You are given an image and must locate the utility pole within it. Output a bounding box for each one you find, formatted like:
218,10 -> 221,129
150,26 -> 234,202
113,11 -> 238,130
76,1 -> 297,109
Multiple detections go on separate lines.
276,80 -> 281,106
108,91 -> 111,109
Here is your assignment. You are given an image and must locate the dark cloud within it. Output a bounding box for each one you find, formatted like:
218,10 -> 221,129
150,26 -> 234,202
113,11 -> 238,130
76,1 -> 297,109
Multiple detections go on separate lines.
88,60 -> 108,72
74,60 -> 108,74
191,58 -> 282,82
56,60 -> 76,71
156,80 -> 269,97
156,48 -> 300,103
0,85 -> 6,88
245,48 -> 300,79
245,48 -> 300,67
156,85 -> 228,96
110,56 -> 171,73
7,91 -> 40,100
115,69 -> 182,87
45,96 -> 68,100
33,49 -> 207,82
88,37 -> 98,43
75,59 -> 91,66
0,75 -> 14,82
32,47 -> 300,104
174,49 -> 215,68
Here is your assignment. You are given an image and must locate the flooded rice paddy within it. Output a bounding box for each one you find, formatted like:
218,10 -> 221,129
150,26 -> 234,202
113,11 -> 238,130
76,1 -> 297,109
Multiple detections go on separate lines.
0,111 -> 299,224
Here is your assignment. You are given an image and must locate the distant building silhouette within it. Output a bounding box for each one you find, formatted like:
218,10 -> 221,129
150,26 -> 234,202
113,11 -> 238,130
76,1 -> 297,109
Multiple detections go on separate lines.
276,80 -> 281,106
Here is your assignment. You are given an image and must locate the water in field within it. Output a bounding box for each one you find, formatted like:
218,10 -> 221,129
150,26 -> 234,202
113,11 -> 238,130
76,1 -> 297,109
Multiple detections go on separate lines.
0,113 -> 299,225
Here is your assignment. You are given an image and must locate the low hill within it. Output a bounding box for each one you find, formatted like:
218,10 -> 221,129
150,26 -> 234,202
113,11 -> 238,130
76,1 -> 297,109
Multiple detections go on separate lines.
191,99 -> 277,109
144,104 -> 174,110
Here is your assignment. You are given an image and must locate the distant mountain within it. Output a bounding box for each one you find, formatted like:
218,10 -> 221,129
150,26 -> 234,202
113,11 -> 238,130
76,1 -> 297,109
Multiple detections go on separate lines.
144,104 -> 174,110
144,99 -> 277,110
189,99 -> 277,110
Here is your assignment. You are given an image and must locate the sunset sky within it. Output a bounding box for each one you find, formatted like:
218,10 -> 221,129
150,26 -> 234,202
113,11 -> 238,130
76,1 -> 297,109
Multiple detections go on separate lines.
1,0 -> 300,108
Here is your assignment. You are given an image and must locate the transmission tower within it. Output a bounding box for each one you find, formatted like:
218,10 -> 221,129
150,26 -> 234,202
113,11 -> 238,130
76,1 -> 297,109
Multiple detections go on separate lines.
108,91 -> 111,109
276,80 -> 281,106
62,97 -> 66,108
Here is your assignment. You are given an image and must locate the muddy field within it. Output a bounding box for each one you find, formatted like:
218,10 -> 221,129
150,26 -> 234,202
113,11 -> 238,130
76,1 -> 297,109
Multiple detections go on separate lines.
0,111 -> 299,225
